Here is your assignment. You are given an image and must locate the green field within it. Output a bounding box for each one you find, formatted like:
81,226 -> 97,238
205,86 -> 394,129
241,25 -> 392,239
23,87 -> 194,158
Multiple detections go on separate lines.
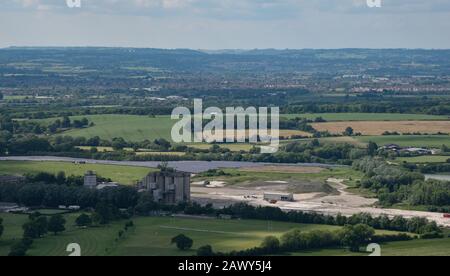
293,238 -> 450,256
0,161 -> 153,185
1,214 -> 428,256
3,95 -> 31,100
282,113 -> 449,121
38,114 -> 175,142
396,155 -> 450,164
0,212 -> 123,256
356,135 -> 450,147
76,146 -> 186,156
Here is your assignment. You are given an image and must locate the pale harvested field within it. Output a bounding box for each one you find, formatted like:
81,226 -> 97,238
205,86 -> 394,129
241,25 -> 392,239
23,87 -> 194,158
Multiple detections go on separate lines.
312,121 -> 450,135
196,129 -> 312,141
239,165 -> 324,174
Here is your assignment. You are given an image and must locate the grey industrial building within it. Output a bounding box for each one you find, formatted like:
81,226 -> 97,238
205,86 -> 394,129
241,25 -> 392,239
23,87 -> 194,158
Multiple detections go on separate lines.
138,170 -> 191,204
84,171 -> 97,189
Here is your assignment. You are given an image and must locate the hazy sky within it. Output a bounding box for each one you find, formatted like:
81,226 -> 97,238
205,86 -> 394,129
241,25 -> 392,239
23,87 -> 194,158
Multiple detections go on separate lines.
1,0 -> 450,49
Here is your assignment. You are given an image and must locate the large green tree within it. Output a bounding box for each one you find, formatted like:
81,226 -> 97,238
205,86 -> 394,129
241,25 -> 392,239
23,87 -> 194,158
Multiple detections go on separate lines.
171,234 -> 193,251
75,214 -> 92,227
48,215 -> 66,235
340,224 -> 375,252
23,215 -> 48,239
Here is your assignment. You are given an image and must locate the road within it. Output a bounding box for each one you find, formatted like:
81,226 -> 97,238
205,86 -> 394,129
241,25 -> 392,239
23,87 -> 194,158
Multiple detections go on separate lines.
0,156 -> 344,173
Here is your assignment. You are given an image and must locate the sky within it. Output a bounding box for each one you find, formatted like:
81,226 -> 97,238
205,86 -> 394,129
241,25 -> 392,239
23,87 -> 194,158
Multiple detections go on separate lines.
1,0 -> 450,49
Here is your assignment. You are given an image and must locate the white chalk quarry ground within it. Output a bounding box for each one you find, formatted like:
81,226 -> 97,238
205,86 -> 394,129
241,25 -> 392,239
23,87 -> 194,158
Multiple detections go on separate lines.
192,178 -> 450,228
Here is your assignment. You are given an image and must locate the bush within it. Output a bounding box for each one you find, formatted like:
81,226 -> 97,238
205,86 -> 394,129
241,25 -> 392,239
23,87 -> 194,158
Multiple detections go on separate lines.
75,214 -> 92,227
260,236 -> 281,254
339,224 -> 375,252
171,234 -> 193,251
420,232 -> 444,240
8,238 -> 33,256
197,245 -> 215,256
371,234 -> 413,243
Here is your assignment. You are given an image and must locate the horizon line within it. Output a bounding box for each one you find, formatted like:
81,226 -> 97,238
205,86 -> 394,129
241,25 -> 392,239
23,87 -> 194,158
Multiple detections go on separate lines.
2,46 -> 450,51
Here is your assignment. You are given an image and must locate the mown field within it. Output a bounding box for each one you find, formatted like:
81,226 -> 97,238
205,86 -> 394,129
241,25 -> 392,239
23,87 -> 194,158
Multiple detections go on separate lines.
1,213 -> 435,256
38,114 -> 175,141
0,161 -> 153,185
292,238 -> 450,256
356,135 -> 450,147
282,113 -> 449,121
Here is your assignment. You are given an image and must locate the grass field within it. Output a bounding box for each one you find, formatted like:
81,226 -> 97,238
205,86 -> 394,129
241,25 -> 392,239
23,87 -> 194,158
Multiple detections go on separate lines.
356,135 -> 450,147
76,146 -> 186,156
0,161 -> 154,185
0,212 -> 123,256
292,238 -> 450,256
3,95 -> 31,100
282,113 -> 449,121
37,114 -> 309,144
1,214 -> 429,256
38,114 -> 175,141
396,156 -> 450,164
312,121 -> 450,135
111,217 -> 342,256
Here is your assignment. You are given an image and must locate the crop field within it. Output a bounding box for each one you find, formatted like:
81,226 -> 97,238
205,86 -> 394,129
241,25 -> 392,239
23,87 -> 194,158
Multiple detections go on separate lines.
396,156 -> 450,164
356,135 -> 450,147
312,121 -> 450,136
281,137 -> 367,147
76,146 -> 186,156
3,95 -> 31,100
38,114 -> 309,143
0,214 -> 427,256
0,161 -> 153,185
196,130 -> 312,143
186,143 -> 255,152
282,113 -> 449,121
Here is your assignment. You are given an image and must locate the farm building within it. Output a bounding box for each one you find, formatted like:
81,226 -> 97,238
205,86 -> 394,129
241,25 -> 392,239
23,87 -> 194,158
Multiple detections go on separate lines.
264,193 -> 294,202
138,170 -> 191,205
